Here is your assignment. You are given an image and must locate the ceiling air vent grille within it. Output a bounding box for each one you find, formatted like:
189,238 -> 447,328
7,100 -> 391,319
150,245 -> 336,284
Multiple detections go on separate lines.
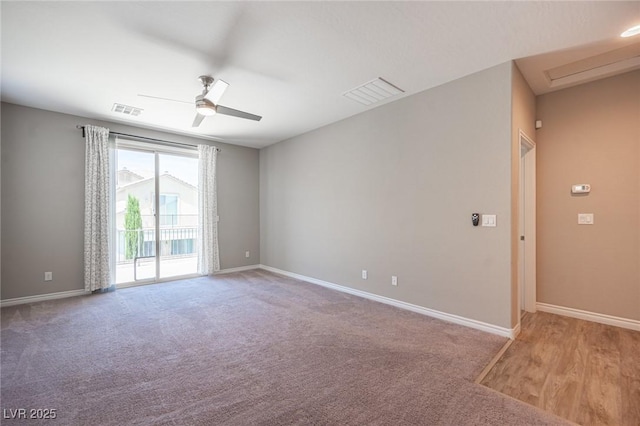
112,103 -> 143,116
343,77 -> 404,106
545,43 -> 640,89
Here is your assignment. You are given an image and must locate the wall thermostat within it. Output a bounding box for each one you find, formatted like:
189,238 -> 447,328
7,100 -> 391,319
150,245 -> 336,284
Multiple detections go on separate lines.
571,184 -> 591,194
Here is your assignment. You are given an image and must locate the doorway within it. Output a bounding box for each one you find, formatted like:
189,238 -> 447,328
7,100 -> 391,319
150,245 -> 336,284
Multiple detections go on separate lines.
518,130 -> 536,316
114,141 -> 199,286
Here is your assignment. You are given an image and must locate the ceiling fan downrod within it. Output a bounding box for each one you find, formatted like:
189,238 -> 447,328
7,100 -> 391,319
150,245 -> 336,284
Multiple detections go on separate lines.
198,75 -> 215,94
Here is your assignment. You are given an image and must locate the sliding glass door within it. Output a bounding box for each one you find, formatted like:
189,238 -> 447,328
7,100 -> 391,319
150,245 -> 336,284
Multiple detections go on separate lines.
115,143 -> 199,285
115,148 -> 156,283
157,153 -> 199,279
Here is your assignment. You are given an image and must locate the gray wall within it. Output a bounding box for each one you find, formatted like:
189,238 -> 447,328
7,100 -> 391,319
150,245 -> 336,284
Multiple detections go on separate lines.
1,103 -> 260,300
260,63 -> 515,328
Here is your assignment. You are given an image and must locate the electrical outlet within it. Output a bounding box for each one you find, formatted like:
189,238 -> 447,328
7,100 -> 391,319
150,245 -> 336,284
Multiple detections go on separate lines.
362,270 -> 368,280
44,272 -> 53,281
245,251 -> 250,258
391,276 -> 398,286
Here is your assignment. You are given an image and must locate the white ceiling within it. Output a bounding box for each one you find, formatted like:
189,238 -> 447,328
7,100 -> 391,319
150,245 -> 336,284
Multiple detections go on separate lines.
2,2 -> 639,148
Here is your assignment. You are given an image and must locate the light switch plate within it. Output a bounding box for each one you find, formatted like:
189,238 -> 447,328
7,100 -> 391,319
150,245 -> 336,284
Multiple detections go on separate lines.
578,213 -> 594,225
482,214 -> 497,227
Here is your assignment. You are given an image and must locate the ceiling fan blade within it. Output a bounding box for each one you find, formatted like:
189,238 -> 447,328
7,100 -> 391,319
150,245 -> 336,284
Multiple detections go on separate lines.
204,79 -> 229,104
192,113 -> 206,127
216,105 -> 262,121
138,94 -> 193,105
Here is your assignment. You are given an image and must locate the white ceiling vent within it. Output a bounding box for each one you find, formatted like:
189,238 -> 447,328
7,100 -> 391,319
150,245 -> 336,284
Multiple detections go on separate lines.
343,77 -> 404,106
545,43 -> 640,90
112,103 -> 143,116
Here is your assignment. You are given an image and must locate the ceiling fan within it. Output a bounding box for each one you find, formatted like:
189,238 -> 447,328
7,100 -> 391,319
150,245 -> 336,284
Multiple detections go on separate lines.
140,75 -> 262,127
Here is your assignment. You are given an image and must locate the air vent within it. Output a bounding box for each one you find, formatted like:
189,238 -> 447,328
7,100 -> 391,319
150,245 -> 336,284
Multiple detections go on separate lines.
112,103 -> 143,116
343,77 -> 404,106
546,43 -> 640,89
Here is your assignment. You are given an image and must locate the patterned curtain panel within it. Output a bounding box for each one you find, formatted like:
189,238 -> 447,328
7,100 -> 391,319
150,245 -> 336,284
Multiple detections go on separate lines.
197,145 -> 220,274
84,125 -> 112,291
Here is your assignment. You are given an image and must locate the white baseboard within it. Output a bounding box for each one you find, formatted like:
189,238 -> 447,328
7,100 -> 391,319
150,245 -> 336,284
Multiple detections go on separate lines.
537,302 -> 640,331
259,264 -> 517,339
512,321 -> 521,338
1,289 -> 90,308
215,264 -> 261,275
0,265 -> 262,307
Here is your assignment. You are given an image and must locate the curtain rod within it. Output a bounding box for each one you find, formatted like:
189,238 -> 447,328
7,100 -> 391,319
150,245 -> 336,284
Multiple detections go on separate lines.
76,125 -> 220,152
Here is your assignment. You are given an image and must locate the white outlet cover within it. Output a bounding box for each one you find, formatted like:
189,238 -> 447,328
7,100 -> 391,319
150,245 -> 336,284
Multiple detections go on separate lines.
362,270 -> 367,280
391,276 -> 398,286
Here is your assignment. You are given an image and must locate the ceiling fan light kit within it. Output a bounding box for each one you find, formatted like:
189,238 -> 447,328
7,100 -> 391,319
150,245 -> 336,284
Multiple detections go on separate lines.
195,96 -> 217,116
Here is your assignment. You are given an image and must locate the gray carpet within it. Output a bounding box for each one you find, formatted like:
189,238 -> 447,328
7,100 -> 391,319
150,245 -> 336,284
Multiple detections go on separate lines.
1,270 -> 569,425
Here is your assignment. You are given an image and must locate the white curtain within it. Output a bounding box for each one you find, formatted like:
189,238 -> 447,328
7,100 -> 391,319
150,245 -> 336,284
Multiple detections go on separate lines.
84,125 -> 112,291
198,145 -> 220,274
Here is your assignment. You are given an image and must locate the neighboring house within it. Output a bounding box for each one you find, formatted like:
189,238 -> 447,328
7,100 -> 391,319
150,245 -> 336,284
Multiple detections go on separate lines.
115,169 -> 198,260
116,168 -> 145,186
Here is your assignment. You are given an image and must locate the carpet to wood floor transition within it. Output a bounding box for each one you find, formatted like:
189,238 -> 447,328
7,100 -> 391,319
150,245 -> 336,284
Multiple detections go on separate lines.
481,311 -> 640,426
1,270 -> 569,425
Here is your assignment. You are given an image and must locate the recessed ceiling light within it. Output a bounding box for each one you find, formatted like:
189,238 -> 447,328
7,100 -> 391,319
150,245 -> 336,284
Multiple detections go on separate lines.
621,24 -> 640,38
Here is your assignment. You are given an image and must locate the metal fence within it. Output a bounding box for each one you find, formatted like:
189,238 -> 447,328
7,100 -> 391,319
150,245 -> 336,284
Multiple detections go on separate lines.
116,216 -> 198,263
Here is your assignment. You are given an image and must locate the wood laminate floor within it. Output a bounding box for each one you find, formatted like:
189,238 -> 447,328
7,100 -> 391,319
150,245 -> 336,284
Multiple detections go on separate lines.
480,311 -> 640,426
